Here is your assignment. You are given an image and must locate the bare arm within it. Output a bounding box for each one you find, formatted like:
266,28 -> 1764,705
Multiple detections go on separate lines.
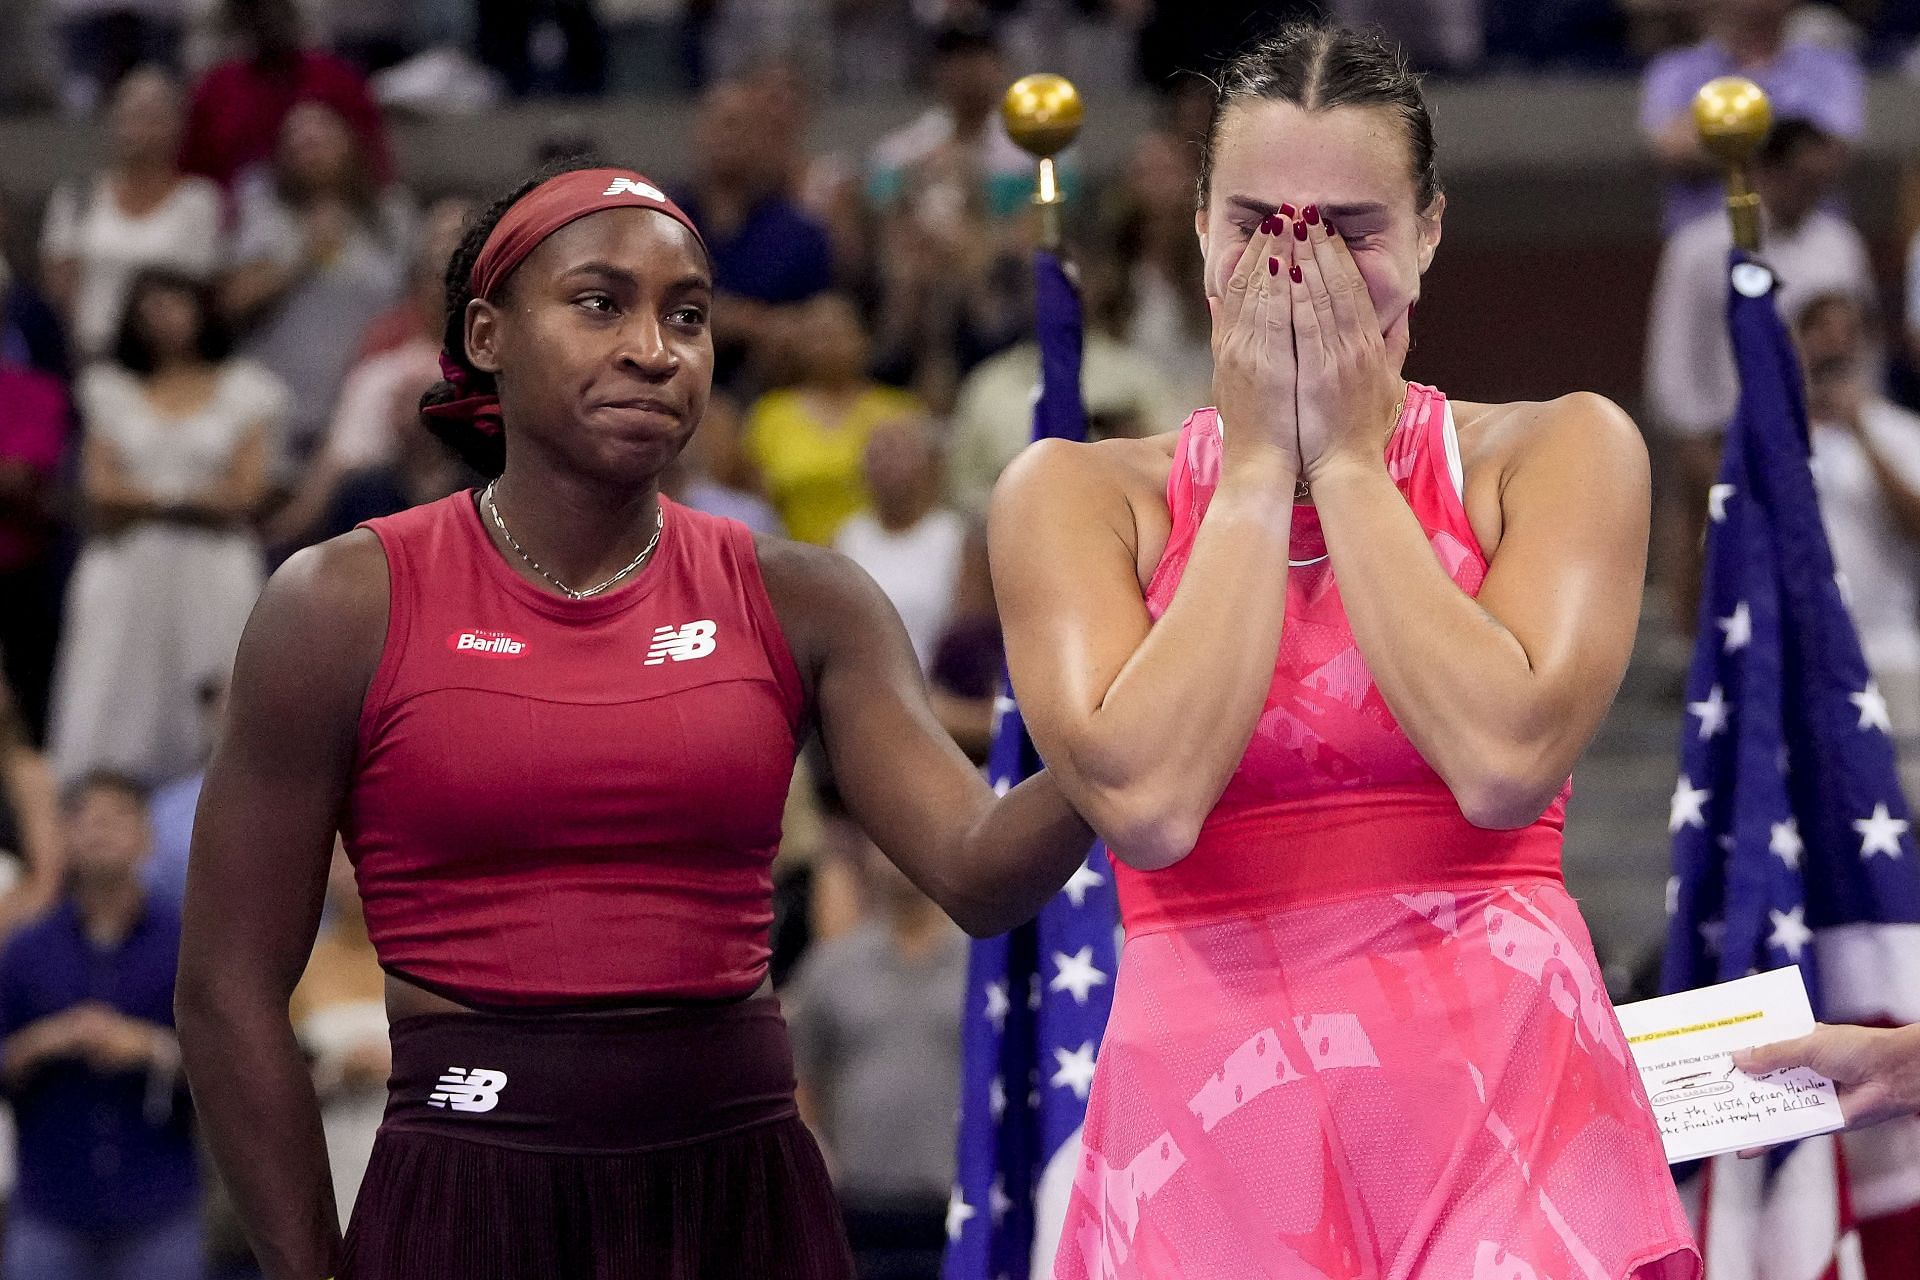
177,531 -> 388,1280
0,748 -> 64,938
761,540 -> 1094,936
83,422 -> 269,530
987,214 -> 1305,869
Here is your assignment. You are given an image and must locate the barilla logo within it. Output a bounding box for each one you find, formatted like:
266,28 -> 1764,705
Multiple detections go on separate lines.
447,629 -> 529,658
604,178 -> 667,201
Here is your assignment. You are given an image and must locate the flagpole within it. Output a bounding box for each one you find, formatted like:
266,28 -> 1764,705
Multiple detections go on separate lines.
1002,73 -> 1083,253
1692,75 -> 1773,254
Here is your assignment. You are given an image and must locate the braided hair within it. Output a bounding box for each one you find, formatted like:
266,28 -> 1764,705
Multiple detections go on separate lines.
418,156 -> 607,478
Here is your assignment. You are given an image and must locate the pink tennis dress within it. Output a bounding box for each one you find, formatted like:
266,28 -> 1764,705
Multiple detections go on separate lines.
1055,385 -> 1700,1280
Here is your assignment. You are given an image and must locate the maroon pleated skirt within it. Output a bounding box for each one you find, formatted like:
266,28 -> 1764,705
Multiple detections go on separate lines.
340,994 -> 852,1279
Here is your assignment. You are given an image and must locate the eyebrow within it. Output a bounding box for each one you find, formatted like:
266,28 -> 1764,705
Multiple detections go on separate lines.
559,261 -> 711,291
1224,196 -> 1391,221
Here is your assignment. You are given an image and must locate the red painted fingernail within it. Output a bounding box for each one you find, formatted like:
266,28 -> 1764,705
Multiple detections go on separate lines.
1268,256 -> 1280,276
1304,204 -> 1320,225
1325,220 -> 1340,238
1278,202 -> 1297,219
1290,264 -> 1303,283
1294,219 -> 1308,241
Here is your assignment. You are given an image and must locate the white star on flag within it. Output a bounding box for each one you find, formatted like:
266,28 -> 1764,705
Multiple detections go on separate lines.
988,1075 -> 1006,1120
1666,875 -> 1680,917
1699,919 -> 1727,956
1769,818 -> 1804,869
1051,1042 -> 1098,1099
993,775 -> 1012,797
990,1176 -> 1013,1224
945,1186 -> 976,1241
983,981 -> 1009,1033
1767,905 -> 1813,959
1061,862 -> 1105,908
1708,483 -> 1735,522
1670,776 -> 1711,833
1855,803 -> 1911,859
1687,685 -> 1730,740
1050,946 -> 1110,1004
1849,682 -> 1893,734
1717,601 -> 1752,653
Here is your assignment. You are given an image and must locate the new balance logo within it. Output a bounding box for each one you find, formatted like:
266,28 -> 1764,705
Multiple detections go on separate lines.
603,178 -> 667,201
447,629 -> 529,658
645,619 -> 717,665
427,1067 -> 508,1113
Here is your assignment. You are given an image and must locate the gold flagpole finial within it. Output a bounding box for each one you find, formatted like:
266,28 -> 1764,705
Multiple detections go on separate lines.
1002,74 -> 1083,252
1692,76 -> 1773,254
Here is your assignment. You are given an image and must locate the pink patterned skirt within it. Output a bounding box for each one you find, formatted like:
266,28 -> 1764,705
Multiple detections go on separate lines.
1057,881 -> 1701,1280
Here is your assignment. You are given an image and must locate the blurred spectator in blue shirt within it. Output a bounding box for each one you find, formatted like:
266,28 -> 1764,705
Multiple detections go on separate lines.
1641,0 -> 1865,232
0,771 -> 201,1280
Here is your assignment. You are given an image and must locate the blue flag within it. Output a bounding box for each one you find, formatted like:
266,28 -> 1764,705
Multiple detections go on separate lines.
1659,252 -> 1920,1274
945,250 -> 1121,1279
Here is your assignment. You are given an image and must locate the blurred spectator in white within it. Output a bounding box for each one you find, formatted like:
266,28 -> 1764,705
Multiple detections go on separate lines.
1329,0 -> 1486,69
1644,118 -> 1872,628
48,271 -> 284,786
946,248 -> 1186,518
266,195 -> 467,548
180,0 -> 392,193
1105,107 -> 1213,416
1640,0 -> 1864,233
224,99 -> 413,470
47,0 -> 185,115
868,20 -> 1053,232
41,67 -> 223,363
289,842 -> 388,1230
142,672 -> 223,910
676,78 -> 837,392
743,292 -> 923,544
663,390 -> 785,535
0,772 -> 200,1280
788,828 -> 967,1280
0,344 -> 70,748
1797,291 -> 1920,787
0,678 -> 63,941
834,414 -> 967,672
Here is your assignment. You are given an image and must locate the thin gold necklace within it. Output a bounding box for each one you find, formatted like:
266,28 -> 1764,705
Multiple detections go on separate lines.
482,481 -> 664,600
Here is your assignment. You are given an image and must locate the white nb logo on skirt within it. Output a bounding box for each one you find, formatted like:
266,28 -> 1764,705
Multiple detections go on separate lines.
428,1068 -> 509,1113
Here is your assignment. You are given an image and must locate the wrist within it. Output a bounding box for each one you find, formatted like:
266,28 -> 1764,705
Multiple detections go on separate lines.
1304,447 -> 1389,498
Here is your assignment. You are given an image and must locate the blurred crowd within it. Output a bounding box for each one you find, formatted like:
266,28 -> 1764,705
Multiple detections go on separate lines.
0,0 -> 1917,1277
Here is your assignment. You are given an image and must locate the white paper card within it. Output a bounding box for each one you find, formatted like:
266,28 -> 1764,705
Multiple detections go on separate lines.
1614,966 -> 1844,1164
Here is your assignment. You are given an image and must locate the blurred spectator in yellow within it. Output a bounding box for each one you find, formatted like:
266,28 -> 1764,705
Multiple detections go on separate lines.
788,828 -> 967,1280
266,196 -> 469,549
41,66 -> 223,363
0,772 -> 201,1280
744,292 -> 923,544
224,99 -> 413,471
0,343 -> 70,747
180,0 -> 392,193
47,0 -> 184,116
663,390 -> 785,535
1797,292 -> 1920,789
676,79 -> 837,392
289,841 -> 388,1232
0,677 -> 63,941
1644,117 -> 1873,631
1640,0 -> 1864,233
946,249 -> 1185,518
834,414 -> 968,673
48,271 -> 284,786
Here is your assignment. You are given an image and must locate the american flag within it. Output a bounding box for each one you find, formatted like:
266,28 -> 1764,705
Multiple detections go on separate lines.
1660,251 -> 1920,1280
945,249 -> 1121,1280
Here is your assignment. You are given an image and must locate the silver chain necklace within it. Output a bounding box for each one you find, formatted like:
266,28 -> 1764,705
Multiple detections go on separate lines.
482,480 -> 663,600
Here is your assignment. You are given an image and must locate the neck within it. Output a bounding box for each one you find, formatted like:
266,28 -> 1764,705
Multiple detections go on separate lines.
119,156 -> 174,183
74,875 -> 144,947
951,107 -> 990,140
486,464 -> 663,595
875,488 -> 937,532
1717,19 -> 1784,64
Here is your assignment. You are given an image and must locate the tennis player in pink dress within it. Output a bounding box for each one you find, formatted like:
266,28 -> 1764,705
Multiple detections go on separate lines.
991,21 -> 1702,1280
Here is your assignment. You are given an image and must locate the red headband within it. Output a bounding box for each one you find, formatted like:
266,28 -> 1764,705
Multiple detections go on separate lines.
423,168 -> 707,438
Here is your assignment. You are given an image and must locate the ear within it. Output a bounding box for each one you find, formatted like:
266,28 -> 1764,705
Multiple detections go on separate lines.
1415,191 -> 1446,276
464,296 -> 503,376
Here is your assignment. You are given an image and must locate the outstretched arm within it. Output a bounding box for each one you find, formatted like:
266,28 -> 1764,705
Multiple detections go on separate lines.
177,532 -> 388,1280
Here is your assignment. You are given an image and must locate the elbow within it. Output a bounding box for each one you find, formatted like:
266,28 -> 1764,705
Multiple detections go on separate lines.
1100,797 -> 1203,873
1449,761 -> 1564,832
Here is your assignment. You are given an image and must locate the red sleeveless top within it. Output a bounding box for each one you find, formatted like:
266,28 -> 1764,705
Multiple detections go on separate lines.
345,492 -> 804,1007
1115,384 -> 1571,933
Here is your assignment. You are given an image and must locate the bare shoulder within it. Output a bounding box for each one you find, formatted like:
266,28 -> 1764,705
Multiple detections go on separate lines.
1452,391 -> 1648,483
240,529 -> 390,693
751,533 -> 903,681
993,432 -> 1177,512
